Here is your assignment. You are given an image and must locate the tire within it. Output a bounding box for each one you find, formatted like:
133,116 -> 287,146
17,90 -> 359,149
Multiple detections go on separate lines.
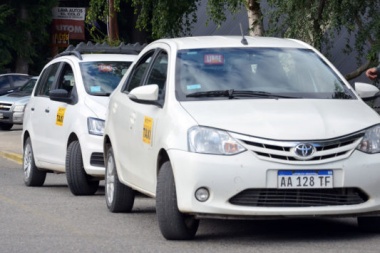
66,140 -> 99,196
358,216 -> 380,232
105,147 -> 135,212
0,123 -> 13,131
23,137 -> 46,186
156,161 -> 199,240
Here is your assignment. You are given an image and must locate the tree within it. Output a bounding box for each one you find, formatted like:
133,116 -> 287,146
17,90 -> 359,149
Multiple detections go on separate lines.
0,0 -> 58,74
266,0 -> 380,80
87,0 -> 200,41
0,4 -> 14,71
205,0 -> 380,81
86,0 -> 121,44
86,0 -> 380,81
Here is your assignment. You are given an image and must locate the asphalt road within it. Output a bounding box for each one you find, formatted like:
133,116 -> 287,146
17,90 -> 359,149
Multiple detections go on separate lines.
1,126 -> 380,252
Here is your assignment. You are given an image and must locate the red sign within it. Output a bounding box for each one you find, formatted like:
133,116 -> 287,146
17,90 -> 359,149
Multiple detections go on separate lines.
204,54 -> 224,65
51,19 -> 85,40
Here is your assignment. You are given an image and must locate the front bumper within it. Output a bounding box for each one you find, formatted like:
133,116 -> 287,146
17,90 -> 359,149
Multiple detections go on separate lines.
168,149 -> 380,218
78,133 -> 105,178
0,111 -> 24,124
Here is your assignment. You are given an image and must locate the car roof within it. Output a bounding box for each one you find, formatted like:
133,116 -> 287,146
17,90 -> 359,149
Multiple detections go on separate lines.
154,36 -> 311,50
0,73 -> 30,77
51,53 -> 137,64
80,54 -> 137,62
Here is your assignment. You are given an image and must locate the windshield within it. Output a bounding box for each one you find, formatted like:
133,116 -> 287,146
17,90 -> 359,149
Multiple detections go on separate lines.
175,48 -> 355,101
80,61 -> 132,96
18,78 -> 37,94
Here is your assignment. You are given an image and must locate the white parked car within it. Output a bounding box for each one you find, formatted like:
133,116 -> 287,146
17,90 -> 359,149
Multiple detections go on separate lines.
22,42 -> 143,195
103,36 -> 380,240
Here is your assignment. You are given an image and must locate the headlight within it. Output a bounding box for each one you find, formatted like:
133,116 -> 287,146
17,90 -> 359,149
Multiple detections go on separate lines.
357,125 -> 380,153
188,126 -> 246,155
87,117 -> 105,136
13,104 -> 26,112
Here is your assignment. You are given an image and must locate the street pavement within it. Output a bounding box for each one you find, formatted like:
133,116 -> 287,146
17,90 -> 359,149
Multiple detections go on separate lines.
0,124 -> 23,164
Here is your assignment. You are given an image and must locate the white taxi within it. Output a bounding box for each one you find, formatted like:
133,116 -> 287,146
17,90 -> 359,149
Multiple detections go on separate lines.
103,36 -> 380,240
22,42 -> 142,195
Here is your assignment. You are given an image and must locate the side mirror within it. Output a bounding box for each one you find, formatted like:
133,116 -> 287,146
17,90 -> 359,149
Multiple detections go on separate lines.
354,82 -> 380,99
49,89 -> 73,104
128,84 -> 162,108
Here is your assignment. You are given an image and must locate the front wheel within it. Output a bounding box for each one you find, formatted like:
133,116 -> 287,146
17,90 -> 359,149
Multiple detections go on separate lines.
66,140 -> 99,196
23,137 -> 46,186
105,147 -> 135,212
0,123 -> 13,130
156,161 -> 199,240
358,216 -> 380,232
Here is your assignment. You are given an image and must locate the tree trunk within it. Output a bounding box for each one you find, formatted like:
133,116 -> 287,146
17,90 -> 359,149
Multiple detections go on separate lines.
246,0 -> 264,36
108,0 -> 119,43
15,4 -> 29,74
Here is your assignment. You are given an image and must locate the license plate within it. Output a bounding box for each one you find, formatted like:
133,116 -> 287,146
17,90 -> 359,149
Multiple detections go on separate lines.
278,170 -> 333,189
0,113 -> 3,119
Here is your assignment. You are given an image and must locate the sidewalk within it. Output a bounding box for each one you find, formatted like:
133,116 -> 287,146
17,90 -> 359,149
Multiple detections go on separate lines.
0,125 -> 23,164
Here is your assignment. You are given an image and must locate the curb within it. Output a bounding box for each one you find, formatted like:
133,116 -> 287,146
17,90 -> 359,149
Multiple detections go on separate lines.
0,151 -> 22,165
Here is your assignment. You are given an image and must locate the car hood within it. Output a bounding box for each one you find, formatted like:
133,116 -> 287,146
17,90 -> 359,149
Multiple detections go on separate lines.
84,96 -> 109,119
180,99 -> 380,140
0,93 -> 30,104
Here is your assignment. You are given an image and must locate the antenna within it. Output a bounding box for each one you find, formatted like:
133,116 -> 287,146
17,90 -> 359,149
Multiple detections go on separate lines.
240,23 -> 248,45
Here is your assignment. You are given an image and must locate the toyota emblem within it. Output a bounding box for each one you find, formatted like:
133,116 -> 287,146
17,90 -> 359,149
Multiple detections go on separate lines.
294,143 -> 315,159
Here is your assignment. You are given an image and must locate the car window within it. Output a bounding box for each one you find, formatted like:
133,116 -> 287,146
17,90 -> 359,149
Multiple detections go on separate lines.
34,63 -> 60,97
12,75 -> 30,88
18,78 -> 37,94
124,51 -> 155,92
0,76 -> 10,89
80,61 -> 132,96
146,51 -> 168,99
57,63 -> 75,96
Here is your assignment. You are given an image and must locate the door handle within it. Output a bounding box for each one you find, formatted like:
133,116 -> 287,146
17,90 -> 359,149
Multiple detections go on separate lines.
45,108 -> 50,113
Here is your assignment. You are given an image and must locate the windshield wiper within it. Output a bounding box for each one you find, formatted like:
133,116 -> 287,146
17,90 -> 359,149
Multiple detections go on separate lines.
186,89 -> 301,99
91,92 -> 111,96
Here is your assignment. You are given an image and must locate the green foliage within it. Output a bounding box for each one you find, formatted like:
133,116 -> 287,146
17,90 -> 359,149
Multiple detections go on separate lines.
0,4 -> 13,70
206,0 -> 243,27
86,0 -> 122,44
0,0 -> 59,74
86,0 -> 201,40
266,0 -> 380,76
130,0 -> 200,38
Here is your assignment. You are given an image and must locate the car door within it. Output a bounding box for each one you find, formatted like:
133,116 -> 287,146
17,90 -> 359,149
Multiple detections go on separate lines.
28,62 -> 61,165
44,62 -> 78,167
113,46 -> 169,193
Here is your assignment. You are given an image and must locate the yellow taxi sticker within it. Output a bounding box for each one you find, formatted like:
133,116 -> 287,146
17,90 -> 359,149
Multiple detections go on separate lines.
143,116 -> 153,144
56,107 -> 66,126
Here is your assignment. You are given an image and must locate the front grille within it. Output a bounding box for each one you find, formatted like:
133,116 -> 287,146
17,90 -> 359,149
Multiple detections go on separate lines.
0,103 -> 12,111
229,188 -> 368,207
90,152 -> 104,166
230,132 -> 364,164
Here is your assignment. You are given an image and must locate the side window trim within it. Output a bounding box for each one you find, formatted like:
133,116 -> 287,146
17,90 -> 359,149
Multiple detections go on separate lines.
34,62 -> 62,97
121,49 -> 158,93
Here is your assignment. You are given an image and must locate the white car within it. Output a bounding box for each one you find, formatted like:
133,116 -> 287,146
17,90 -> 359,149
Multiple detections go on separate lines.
103,36 -> 380,240
22,42 -> 142,195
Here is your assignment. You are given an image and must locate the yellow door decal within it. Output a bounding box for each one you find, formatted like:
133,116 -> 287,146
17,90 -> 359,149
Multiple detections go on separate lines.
56,107 -> 66,126
143,116 -> 153,144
